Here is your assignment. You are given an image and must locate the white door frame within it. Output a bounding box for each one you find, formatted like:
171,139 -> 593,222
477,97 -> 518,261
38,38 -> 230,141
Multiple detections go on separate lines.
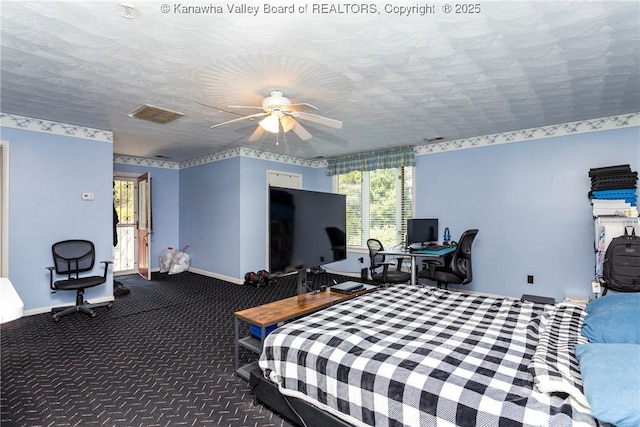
0,142 -> 9,277
113,173 -> 140,275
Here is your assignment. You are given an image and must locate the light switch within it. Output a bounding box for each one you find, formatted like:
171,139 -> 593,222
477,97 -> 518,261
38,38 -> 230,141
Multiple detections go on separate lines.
81,192 -> 95,201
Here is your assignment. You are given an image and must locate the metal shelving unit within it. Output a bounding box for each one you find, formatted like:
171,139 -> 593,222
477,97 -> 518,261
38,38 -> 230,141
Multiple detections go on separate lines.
593,215 -> 640,282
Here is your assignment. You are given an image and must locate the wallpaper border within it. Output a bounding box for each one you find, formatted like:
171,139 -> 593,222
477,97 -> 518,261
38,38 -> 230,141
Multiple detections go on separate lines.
2,111 -> 637,170
415,112 -> 639,155
0,112 -> 113,142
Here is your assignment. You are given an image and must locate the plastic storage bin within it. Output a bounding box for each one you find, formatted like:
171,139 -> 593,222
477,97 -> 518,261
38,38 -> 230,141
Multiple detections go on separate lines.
250,323 -> 278,339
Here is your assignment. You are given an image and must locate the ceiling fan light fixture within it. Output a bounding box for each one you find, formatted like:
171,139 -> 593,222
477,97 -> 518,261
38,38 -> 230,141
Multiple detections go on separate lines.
208,89 -> 341,141
259,114 -> 280,133
280,115 -> 296,132
262,90 -> 291,110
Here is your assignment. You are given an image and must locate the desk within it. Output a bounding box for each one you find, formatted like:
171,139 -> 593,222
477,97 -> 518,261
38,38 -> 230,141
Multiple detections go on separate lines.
380,246 -> 456,284
233,283 -> 376,380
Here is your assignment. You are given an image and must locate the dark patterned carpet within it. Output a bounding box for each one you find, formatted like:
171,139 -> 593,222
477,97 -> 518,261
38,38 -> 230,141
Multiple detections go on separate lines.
1,271 -> 354,427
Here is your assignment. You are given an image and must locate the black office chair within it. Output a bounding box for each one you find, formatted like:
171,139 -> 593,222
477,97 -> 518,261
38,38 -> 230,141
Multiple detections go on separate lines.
417,229 -> 478,290
367,238 -> 411,287
47,239 -> 113,321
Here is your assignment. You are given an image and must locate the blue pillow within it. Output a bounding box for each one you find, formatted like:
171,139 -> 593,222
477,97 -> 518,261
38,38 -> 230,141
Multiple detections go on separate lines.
574,344 -> 640,427
582,293 -> 640,344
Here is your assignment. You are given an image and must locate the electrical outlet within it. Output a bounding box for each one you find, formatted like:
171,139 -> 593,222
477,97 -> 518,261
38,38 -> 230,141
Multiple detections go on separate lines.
527,275 -> 534,284
591,281 -> 601,293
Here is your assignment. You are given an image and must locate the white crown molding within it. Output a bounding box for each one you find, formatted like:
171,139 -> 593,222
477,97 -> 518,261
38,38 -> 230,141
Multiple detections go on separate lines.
178,147 -> 326,169
0,112 -> 113,142
114,147 -> 327,170
415,112 -> 639,156
113,155 -> 180,169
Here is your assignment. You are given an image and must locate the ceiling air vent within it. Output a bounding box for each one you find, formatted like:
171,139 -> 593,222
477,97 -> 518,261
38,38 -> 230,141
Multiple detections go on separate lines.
423,136 -> 445,144
129,104 -> 183,124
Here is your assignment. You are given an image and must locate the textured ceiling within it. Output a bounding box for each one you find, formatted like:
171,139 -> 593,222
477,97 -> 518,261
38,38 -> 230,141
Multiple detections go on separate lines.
1,1 -> 639,162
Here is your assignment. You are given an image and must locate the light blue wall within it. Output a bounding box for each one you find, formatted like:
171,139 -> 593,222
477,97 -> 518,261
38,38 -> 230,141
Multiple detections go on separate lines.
177,155 -> 331,281
3,127 -> 113,312
413,126 -> 639,301
6,119 -> 637,312
116,156 -> 332,280
238,156 -> 332,276
179,157 -> 241,279
113,163 -> 180,270
172,128 -> 640,290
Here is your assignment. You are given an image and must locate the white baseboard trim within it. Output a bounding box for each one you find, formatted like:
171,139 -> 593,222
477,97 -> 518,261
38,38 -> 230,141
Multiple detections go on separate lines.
143,265 -> 361,285
23,296 -> 115,317
186,267 -> 359,285
21,271 -> 509,318
187,267 -> 244,285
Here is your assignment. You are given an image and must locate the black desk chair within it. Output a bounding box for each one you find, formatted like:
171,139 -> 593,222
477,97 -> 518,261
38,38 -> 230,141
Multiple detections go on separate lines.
367,238 -> 411,287
47,239 -> 113,321
417,229 -> 478,290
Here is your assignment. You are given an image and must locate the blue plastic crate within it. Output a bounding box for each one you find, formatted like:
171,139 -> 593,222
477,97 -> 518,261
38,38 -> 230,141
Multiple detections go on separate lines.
591,189 -> 637,205
250,323 -> 278,339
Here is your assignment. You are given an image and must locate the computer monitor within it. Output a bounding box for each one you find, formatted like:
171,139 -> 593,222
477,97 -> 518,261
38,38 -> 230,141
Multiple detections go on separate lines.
406,218 -> 438,247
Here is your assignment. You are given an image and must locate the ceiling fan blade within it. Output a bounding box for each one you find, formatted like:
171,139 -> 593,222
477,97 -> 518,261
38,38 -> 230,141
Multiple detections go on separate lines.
210,112 -> 267,129
228,105 -> 264,110
248,125 -> 265,141
276,121 -> 288,147
291,119 -> 313,140
285,103 -> 318,112
295,111 -> 343,129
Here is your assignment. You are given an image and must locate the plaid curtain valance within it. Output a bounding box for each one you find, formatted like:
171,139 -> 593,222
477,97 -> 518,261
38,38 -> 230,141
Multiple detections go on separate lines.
326,146 -> 415,176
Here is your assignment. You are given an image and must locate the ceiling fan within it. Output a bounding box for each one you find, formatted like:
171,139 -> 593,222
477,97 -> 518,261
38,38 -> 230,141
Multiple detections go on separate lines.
210,90 -> 343,141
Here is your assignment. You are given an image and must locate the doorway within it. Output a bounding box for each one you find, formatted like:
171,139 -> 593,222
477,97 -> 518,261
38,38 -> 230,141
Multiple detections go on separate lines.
113,173 -> 152,279
113,177 -> 137,274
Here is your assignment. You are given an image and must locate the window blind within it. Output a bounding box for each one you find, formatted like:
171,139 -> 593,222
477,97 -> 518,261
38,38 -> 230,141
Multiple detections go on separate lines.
337,166 -> 413,248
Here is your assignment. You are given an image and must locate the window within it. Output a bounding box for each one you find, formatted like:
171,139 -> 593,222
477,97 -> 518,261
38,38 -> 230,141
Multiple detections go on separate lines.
337,166 -> 413,248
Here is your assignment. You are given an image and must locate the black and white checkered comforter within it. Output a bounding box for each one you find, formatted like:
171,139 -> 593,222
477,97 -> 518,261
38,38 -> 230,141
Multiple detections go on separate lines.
259,285 -> 596,427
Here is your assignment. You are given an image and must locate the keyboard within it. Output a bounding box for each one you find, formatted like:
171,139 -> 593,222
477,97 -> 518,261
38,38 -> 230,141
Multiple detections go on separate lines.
424,244 -> 447,251
409,244 -> 447,251
407,243 -> 424,250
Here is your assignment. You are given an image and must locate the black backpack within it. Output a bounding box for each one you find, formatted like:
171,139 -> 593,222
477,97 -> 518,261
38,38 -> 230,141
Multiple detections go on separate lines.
602,226 -> 640,294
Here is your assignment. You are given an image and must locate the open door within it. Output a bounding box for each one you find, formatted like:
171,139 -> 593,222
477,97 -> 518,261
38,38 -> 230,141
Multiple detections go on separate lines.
137,173 -> 151,280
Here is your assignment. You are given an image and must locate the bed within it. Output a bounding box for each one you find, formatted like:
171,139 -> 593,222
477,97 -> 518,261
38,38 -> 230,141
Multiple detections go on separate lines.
256,284 -> 605,427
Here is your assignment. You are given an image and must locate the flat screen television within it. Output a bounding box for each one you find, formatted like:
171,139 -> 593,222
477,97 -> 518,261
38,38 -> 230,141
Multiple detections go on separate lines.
269,187 -> 347,275
406,218 -> 439,247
